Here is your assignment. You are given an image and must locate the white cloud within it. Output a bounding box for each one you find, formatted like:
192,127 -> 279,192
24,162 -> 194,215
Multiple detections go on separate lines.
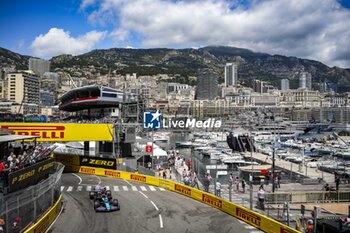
84,0 -> 350,67
30,28 -> 107,57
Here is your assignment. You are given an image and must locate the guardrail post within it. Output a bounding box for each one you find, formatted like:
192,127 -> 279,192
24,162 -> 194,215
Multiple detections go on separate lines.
33,188 -> 37,221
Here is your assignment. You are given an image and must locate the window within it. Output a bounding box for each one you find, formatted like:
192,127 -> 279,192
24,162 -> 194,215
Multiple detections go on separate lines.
102,93 -> 117,98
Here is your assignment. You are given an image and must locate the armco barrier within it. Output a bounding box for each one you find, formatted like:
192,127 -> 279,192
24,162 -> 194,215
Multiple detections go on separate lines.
79,166 -> 300,233
24,195 -> 62,233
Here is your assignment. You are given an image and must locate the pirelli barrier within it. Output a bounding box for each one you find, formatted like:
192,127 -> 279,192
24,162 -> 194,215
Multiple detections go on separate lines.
78,166 -> 300,233
24,195 -> 63,233
0,123 -> 114,142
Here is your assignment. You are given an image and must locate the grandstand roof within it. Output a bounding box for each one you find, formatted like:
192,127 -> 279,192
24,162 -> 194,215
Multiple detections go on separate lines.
0,135 -> 40,143
59,85 -> 124,112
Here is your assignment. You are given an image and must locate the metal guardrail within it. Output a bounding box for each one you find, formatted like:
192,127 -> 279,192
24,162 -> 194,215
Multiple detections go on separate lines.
0,163 -> 64,233
265,191 -> 350,204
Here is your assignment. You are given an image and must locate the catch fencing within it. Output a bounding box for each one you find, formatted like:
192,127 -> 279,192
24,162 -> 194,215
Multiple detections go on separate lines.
0,163 -> 63,233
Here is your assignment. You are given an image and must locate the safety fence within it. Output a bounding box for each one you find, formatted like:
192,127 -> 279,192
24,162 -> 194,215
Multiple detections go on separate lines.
265,191 -> 350,204
0,163 -> 63,233
77,165 -> 300,233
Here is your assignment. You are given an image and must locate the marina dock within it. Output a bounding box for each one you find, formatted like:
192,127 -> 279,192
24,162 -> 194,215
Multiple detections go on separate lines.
244,152 -> 335,184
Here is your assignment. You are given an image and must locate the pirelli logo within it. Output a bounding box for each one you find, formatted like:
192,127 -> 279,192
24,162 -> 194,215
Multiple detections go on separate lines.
130,174 -> 146,182
280,228 -> 295,233
202,194 -> 222,208
80,167 -> 95,174
1,125 -> 65,139
105,170 -> 121,178
174,184 -> 191,196
236,207 -> 261,227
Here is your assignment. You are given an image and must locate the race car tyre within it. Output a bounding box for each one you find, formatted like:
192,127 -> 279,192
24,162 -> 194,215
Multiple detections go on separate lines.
106,190 -> 112,198
89,192 -> 95,199
94,201 -> 100,210
112,199 -> 119,207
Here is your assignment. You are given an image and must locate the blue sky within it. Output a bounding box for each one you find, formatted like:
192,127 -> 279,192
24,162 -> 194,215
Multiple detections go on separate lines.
1,0 -> 350,68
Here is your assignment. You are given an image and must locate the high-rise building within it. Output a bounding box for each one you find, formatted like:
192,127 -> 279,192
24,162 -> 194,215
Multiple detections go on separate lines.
29,58 -> 50,77
2,72 -> 40,104
305,72 -> 312,90
40,90 -> 55,106
224,63 -> 237,87
299,73 -> 307,89
281,79 -> 290,92
196,69 -> 218,100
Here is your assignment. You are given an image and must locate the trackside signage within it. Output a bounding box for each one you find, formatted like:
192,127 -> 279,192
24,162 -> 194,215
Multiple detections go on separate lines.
174,184 -> 191,196
130,174 -> 147,182
80,156 -> 116,169
280,228 -> 295,233
236,207 -> 261,228
143,110 -> 221,129
8,158 -> 55,193
0,123 -> 113,142
80,167 -> 95,174
105,170 -> 121,178
202,194 -> 222,208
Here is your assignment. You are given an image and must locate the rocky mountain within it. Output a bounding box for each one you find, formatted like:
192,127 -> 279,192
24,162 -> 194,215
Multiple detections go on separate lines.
1,46 -> 350,92
0,47 -> 32,70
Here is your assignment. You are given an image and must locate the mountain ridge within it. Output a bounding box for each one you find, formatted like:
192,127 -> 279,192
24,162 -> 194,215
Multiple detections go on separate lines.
1,46 -> 350,92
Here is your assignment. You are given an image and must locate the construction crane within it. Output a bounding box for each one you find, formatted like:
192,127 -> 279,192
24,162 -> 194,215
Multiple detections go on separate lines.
66,73 -> 77,88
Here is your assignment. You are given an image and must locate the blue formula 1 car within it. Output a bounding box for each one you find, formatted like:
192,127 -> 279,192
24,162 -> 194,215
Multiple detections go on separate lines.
89,186 -> 120,212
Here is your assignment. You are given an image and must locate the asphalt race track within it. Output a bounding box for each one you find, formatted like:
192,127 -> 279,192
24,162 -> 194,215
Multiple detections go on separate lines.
49,173 -> 262,233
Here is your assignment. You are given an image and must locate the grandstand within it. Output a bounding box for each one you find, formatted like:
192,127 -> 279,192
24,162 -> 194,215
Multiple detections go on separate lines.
58,85 -> 138,112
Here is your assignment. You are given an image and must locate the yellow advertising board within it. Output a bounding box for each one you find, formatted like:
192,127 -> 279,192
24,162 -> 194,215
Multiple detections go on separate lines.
0,123 -> 113,142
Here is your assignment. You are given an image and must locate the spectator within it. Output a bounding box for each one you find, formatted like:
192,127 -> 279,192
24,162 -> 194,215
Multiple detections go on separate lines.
193,175 -> 199,189
183,175 -> 190,186
0,160 -> 5,175
163,169 -> 167,179
306,219 -> 314,233
277,174 -> 281,188
216,180 -> 221,197
228,173 -> 234,190
187,159 -> 191,170
241,179 -> 246,193
235,177 -> 240,192
257,185 -> 265,210
203,174 -> 210,192
336,175 -> 340,191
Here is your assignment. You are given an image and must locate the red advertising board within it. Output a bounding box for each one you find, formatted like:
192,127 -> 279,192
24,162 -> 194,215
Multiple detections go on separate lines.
146,145 -> 153,153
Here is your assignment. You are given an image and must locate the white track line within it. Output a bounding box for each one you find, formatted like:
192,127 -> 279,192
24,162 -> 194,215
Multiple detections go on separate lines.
140,186 -> 147,191
45,200 -> 64,233
122,186 -> 128,191
77,186 -> 83,192
139,191 -> 148,199
105,186 -> 110,190
123,179 -> 133,186
114,186 -> 119,191
159,214 -> 164,228
72,173 -> 82,185
94,175 -> 101,185
66,186 -> 73,192
132,186 -> 138,191
60,186 -> 64,191
150,201 -> 159,211
149,186 -> 156,191
159,187 -> 165,191
86,186 -> 92,191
